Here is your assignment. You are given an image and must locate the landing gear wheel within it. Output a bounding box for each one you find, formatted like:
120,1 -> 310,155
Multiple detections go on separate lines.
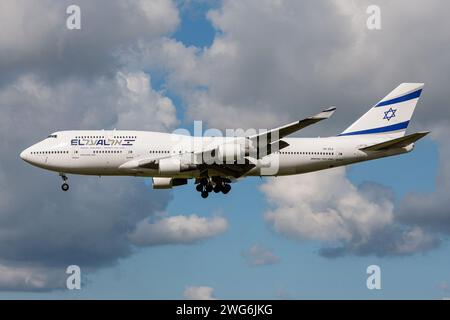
222,184 -> 231,194
201,191 -> 209,199
206,184 -> 213,193
196,184 -> 203,192
59,173 -> 69,192
213,185 -> 222,193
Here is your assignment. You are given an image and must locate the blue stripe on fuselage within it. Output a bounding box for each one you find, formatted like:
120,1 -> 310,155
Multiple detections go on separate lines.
338,121 -> 410,136
375,89 -> 422,107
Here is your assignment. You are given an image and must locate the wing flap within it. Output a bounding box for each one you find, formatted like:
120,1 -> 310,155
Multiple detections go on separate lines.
205,161 -> 256,179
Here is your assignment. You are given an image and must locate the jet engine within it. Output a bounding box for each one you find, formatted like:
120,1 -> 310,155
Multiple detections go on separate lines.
158,158 -> 196,175
152,177 -> 188,189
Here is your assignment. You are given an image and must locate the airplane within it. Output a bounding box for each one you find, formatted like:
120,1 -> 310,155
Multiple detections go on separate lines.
20,83 -> 429,198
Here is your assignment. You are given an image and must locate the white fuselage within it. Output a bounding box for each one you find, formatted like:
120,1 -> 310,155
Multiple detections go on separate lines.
20,130 -> 412,178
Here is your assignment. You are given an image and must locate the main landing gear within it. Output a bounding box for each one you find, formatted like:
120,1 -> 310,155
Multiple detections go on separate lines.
195,178 -> 231,199
60,173 -> 69,191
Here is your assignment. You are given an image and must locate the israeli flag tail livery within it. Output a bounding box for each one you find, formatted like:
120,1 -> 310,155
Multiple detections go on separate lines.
339,83 -> 424,138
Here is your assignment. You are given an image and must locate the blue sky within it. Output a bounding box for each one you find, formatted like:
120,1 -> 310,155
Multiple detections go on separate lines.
1,1 -> 448,299
0,0 -> 449,300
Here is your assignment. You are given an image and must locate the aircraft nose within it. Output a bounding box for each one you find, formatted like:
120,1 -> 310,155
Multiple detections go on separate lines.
20,148 -> 30,161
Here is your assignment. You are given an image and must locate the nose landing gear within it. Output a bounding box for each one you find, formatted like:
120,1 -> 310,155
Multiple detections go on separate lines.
59,173 -> 69,192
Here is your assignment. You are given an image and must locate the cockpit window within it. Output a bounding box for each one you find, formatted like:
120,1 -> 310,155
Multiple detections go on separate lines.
47,134 -> 57,138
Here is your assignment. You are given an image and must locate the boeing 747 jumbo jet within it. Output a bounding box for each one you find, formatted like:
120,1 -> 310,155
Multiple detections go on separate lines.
20,83 -> 428,198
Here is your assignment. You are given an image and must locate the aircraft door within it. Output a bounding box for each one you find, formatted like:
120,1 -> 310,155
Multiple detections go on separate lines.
334,148 -> 344,163
71,146 -> 79,160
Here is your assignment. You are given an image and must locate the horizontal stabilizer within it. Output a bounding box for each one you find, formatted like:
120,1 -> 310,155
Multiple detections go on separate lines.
360,131 -> 430,151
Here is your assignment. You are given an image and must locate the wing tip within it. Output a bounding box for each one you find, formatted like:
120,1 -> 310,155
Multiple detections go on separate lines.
416,130 -> 431,138
311,107 -> 336,119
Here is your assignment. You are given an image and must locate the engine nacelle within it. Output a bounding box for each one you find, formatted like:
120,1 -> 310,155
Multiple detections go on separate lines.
152,177 -> 188,189
216,143 -> 248,163
158,158 -> 196,175
159,158 -> 181,174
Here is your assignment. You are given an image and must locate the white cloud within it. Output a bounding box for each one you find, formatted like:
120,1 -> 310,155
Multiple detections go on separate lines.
398,126 -> 450,234
0,27 -> 179,292
392,227 -> 438,255
135,0 -> 179,35
1,0 -> 450,292
123,0 -> 450,139
261,168 -> 439,257
115,71 -> 179,130
0,264 -> 64,292
129,215 -> 228,246
0,0 -> 61,60
242,244 -> 280,266
183,285 -> 216,300
0,0 -> 183,292
0,71 -> 178,135
121,0 -> 360,131
261,168 -> 393,243
0,64 -> 182,292
0,0 -> 180,80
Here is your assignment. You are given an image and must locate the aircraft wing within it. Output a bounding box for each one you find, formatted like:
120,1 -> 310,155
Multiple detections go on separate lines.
201,161 -> 256,179
119,156 -> 164,170
121,107 -> 336,177
244,107 -> 336,158
191,107 -> 337,165
247,107 -> 336,144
